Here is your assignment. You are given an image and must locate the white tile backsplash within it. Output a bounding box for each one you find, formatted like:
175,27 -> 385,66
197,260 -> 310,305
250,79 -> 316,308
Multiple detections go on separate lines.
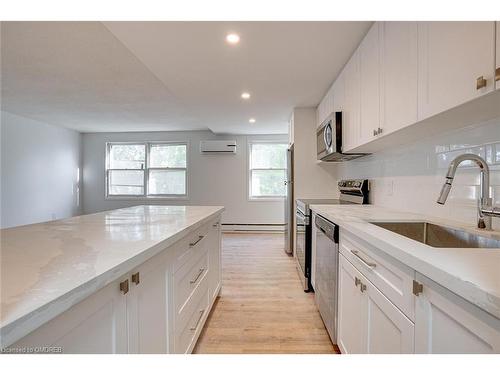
335,118 -> 500,230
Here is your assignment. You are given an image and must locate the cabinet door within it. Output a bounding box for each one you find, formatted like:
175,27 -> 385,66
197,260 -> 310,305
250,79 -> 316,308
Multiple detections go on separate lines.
380,21 -> 418,135
365,277 -> 414,353
317,85 -> 334,128
417,22 -> 495,120
332,70 -> 347,151
415,274 -> 500,354
208,220 -> 222,301
496,22 -> 500,90
127,255 -> 169,354
359,23 -> 381,144
338,254 -> 367,354
342,50 -> 361,152
12,278 -> 128,353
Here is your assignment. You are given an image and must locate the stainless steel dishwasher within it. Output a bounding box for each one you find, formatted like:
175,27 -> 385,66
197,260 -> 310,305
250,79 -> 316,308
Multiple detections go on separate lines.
314,214 -> 339,344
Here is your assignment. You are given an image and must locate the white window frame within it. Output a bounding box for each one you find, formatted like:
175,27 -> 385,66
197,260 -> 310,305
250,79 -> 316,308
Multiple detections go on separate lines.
105,141 -> 189,200
248,141 -> 287,201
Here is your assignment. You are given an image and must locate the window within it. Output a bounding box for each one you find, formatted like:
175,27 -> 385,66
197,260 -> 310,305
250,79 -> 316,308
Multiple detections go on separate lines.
249,142 -> 287,199
106,142 -> 188,198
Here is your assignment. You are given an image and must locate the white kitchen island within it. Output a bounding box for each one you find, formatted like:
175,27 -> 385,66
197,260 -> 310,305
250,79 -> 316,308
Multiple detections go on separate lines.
0,205 -> 224,353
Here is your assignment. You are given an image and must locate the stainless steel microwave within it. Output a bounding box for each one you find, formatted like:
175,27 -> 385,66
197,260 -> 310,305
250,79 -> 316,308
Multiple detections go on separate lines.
316,112 -> 368,162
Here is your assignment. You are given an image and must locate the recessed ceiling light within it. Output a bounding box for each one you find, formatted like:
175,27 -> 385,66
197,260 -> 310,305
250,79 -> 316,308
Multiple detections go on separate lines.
249,118 -> 256,123
226,33 -> 240,45
241,92 -> 251,100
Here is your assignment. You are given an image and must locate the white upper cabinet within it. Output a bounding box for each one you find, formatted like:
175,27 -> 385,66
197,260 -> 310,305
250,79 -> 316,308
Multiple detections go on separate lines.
417,22 -> 496,120
415,274 -> 500,354
359,23 -> 381,145
380,22 -> 418,135
316,21 -> 497,153
332,69 -> 348,151
342,50 -> 361,152
317,84 -> 335,128
496,22 -> 500,90
332,69 -> 345,112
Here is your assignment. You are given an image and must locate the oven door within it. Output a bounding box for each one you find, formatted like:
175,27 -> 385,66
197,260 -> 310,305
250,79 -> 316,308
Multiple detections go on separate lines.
295,209 -> 309,291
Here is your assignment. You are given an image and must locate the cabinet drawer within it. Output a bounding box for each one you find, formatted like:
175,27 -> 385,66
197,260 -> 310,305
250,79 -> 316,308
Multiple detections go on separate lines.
174,282 -> 209,354
174,248 -> 209,315
173,220 -> 215,271
340,229 -> 415,321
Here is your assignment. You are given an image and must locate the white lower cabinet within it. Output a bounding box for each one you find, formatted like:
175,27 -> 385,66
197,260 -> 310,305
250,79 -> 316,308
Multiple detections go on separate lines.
338,254 -> 367,353
338,254 -> 414,354
10,215 -> 222,354
414,273 -> 500,354
366,278 -> 414,354
127,252 -> 170,354
208,221 -> 222,301
12,277 -> 129,353
337,231 -> 500,354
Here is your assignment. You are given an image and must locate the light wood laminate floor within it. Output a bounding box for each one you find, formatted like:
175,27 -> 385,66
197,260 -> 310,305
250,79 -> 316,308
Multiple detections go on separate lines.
194,233 -> 337,354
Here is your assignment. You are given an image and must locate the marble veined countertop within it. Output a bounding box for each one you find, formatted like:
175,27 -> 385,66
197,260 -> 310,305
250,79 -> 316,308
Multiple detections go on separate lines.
0,205 -> 224,347
310,204 -> 500,320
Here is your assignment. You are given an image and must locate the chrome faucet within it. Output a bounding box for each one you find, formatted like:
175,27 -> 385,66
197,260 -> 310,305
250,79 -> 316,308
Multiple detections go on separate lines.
437,153 -> 500,230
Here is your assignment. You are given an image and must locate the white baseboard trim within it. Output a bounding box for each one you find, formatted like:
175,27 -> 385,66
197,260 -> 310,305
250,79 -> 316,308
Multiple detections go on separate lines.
221,223 -> 285,233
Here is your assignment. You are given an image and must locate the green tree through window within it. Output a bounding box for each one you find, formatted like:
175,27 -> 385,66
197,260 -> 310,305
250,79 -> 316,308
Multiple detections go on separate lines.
249,143 -> 287,198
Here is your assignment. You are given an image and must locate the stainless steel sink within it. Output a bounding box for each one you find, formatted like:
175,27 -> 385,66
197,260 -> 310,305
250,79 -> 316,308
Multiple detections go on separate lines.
370,222 -> 500,249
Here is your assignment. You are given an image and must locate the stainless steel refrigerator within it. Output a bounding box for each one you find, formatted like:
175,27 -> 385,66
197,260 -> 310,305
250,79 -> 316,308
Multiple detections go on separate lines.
284,145 -> 294,254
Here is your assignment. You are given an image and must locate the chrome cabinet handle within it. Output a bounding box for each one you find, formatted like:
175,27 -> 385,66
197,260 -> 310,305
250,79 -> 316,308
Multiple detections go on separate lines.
373,129 -> 377,136
131,272 -> 140,285
495,67 -> 500,82
189,235 -> 205,247
212,222 -> 219,228
476,76 -> 487,89
190,268 -> 205,284
360,283 -> 367,293
351,249 -> 377,268
377,127 -> 383,135
190,309 -> 205,331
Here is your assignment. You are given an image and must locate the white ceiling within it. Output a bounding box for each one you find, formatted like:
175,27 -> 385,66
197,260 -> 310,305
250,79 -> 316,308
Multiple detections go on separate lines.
1,21 -> 372,134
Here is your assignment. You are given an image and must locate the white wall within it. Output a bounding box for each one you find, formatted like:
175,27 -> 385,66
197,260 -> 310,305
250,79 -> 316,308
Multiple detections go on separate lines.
0,111 -> 82,228
82,131 -> 287,225
292,107 -> 338,200
333,118 -> 500,230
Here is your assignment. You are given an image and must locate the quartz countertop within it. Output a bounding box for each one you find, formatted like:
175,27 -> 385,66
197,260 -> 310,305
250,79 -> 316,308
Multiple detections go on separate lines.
0,205 -> 224,347
310,204 -> 500,320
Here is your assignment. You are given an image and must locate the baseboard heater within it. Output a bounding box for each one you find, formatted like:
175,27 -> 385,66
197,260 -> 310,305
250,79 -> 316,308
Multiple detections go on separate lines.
221,223 -> 285,232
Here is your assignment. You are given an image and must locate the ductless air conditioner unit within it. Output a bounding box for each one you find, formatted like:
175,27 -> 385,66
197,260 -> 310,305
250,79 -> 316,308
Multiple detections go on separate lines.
200,140 -> 237,154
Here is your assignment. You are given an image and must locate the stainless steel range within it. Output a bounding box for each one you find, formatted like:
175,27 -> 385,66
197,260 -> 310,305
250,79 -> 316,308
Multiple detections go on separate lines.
294,179 -> 369,292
